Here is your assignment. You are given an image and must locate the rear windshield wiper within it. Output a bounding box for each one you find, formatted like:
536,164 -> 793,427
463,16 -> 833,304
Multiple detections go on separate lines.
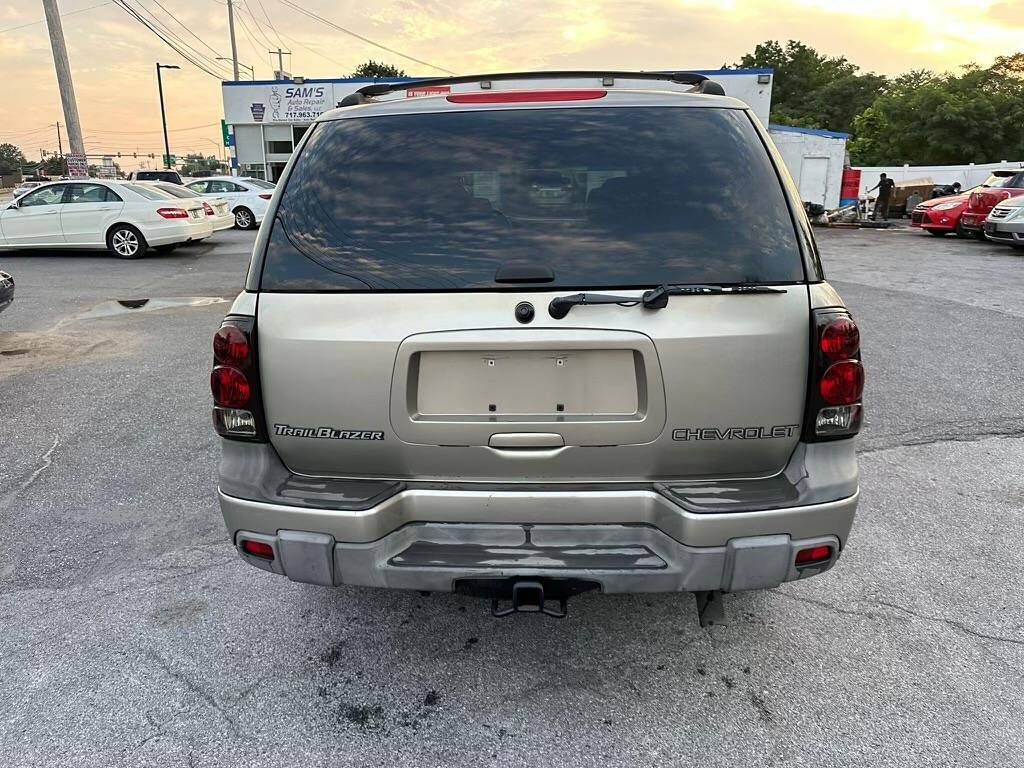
548,284 -> 786,318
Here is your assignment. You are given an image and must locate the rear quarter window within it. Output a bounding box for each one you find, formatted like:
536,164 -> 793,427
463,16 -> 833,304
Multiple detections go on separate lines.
260,106 -> 805,291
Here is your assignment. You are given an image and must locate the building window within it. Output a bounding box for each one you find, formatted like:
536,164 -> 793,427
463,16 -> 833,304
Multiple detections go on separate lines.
266,140 -> 293,154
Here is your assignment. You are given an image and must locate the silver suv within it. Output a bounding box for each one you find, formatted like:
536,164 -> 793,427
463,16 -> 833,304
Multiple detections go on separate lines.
211,72 -> 863,625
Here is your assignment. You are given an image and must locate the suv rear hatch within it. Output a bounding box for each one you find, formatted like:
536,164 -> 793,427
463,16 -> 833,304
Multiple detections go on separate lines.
254,99 -> 812,482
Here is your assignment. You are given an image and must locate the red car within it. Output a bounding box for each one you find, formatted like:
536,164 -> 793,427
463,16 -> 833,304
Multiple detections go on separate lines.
911,190 -> 972,237
959,170 -> 1024,239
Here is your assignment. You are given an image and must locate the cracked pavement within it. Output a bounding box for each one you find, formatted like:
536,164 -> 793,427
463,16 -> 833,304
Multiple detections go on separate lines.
1,226 -> 1023,766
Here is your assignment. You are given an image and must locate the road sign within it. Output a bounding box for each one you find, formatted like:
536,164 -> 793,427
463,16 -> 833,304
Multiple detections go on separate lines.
66,153 -> 88,178
163,154 -> 177,166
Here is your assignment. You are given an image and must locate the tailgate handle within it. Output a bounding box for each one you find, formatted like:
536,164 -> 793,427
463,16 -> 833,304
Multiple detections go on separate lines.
488,432 -> 564,449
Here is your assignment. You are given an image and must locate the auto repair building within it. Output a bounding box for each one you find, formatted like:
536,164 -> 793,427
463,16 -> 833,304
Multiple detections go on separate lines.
220,69 -> 847,206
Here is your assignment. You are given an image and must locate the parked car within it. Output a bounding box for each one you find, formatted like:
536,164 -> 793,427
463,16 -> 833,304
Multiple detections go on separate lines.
958,170 -> 1024,239
211,71 -> 864,625
185,176 -> 274,230
0,180 -> 211,258
126,169 -> 184,185
983,195 -> 1024,248
12,181 -> 45,200
136,181 -> 235,232
0,269 -> 13,315
911,188 -> 974,237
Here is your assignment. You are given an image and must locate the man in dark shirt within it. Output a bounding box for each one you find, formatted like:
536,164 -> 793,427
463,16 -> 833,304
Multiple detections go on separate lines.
867,173 -> 896,220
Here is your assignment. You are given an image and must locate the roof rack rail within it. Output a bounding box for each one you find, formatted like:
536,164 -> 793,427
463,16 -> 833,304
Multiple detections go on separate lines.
337,70 -> 725,107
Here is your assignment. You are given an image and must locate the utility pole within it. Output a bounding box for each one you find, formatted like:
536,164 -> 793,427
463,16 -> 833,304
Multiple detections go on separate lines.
226,0 -> 240,80
156,63 -> 180,169
55,123 -> 63,156
269,48 -> 290,78
41,0 -> 85,157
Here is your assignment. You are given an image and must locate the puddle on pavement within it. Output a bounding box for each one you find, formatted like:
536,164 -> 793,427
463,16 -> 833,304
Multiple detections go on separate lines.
68,296 -> 228,322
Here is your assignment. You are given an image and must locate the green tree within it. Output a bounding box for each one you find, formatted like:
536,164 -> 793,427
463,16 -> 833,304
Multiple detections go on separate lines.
179,153 -> 223,176
351,59 -> 405,78
0,143 -> 28,175
849,56 -> 1024,165
41,156 -> 65,176
733,40 -> 885,134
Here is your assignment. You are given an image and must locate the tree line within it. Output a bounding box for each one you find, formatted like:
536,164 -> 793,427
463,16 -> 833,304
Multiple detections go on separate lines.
733,40 -> 1024,166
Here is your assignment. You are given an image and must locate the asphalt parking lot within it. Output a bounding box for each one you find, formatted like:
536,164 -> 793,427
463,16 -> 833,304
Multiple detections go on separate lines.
1,225 -> 1022,767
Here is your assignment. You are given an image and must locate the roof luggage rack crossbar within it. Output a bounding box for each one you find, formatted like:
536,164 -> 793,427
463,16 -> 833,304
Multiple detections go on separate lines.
337,70 -> 725,107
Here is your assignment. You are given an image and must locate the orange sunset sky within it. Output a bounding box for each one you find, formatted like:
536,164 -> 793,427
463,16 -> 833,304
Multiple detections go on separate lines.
1,0 -> 1021,168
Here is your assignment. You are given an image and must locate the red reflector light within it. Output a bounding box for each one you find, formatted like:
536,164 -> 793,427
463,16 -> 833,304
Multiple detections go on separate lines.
211,366 -> 251,408
258,193 -> 273,200
203,201 -> 215,215
213,325 -> 250,366
795,545 -> 833,565
447,89 -> 607,104
241,539 -> 274,559
156,207 -> 189,219
819,361 -> 864,405
820,318 -> 860,360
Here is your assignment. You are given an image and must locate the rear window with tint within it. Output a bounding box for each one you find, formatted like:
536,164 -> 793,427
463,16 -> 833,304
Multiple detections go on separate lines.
260,107 -> 804,291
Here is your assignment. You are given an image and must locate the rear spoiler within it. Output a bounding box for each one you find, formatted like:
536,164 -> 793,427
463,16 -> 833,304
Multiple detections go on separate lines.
337,70 -> 726,107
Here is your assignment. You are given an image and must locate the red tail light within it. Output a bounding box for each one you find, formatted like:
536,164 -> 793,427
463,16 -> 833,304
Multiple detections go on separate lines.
203,202 -> 215,216
820,361 -> 865,405
447,89 -> 607,104
213,325 -> 249,366
820,318 -> 860,361
804,310 -> 864,441
795,545 -> 833,565
211,316 -> 267,441
241,540 -> 274,560
157,207 -> 189,219
258,193 -> 272,200
211,366 -> 250,407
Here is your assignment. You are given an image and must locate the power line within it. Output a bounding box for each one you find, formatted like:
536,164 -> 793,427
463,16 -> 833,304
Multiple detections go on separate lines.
240,1 -> 276,48
144,0 -> 224,58
0,2 -> 111,35
278,0 -> 456,75
120,0 -> 231,77
274,29 -> 347,71
84,122 -> 221,135
111,0 -> 230,80
250,0 -> 284,48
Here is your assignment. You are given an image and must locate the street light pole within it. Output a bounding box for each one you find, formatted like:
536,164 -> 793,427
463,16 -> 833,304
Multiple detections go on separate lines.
155,63 -> 179,169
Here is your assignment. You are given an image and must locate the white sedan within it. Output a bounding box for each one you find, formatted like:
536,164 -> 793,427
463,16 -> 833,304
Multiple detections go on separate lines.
137,181 -> 235,232
184,176 -> 275,230
0,180 -> 212,258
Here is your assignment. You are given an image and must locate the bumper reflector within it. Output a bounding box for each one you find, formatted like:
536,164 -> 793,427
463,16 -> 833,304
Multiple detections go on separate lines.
241,539 -> 274,560
795,545 -> 833,566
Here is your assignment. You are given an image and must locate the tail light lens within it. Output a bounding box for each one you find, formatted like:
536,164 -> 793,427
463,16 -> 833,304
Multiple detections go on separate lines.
795,545 -> 833,566
157,207 -> 189,219
211,316 -> 267,442
804,309 -> 864,441
258,193 -> 273,200
203,202 -> 215,216
820,361 -> 864,405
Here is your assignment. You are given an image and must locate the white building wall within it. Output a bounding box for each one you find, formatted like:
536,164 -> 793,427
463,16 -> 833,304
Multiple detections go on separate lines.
769,129 -> 847,209
853,161 -> 1024,196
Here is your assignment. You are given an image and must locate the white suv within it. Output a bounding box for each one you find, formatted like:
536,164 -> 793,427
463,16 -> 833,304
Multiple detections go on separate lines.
185,176 -> 275,230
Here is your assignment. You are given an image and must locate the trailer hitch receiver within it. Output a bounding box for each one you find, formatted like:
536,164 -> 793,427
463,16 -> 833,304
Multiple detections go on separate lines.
493,580 -> 567,618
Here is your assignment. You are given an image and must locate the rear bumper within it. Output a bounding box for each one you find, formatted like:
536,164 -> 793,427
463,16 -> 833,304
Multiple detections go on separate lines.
145,218 -> 214,245
218,440 -> 859,594
959,212 -> 986,231
230,520 -> 848,593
